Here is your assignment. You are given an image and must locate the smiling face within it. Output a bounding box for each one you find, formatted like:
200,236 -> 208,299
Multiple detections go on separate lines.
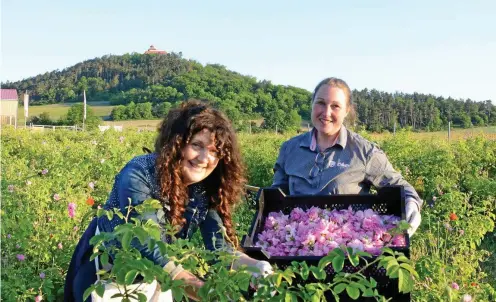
311,84 -> 350,138
181,129 -> 220,186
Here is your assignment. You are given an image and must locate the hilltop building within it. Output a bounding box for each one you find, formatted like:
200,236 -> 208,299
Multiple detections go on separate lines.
144,45 -> 167,55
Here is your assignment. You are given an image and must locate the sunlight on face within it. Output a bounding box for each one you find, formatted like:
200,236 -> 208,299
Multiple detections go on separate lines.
311,84 -> 349,138
181,129 -> 220,186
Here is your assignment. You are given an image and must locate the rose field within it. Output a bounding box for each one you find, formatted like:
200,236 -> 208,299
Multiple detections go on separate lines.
1,127 -> 495,301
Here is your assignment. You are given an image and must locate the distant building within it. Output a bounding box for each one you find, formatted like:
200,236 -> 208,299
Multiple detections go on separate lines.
144,45 -> 167,55
0,89 -> 18,126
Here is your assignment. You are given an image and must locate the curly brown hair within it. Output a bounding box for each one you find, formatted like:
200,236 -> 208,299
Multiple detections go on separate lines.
154,100 -> 246,246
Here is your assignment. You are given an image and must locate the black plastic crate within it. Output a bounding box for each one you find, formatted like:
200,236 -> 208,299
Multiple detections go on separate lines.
241,186 -> 411,301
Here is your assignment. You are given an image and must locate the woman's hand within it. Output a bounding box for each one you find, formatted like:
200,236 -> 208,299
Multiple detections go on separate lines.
232,253 -> 274,277
406,199 -> 421,236
174,270 -> 204,301
254,260 -> 274,278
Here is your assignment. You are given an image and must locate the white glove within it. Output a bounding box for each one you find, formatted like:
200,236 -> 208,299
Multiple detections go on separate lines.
254,261 -> 273,278
406,199 -> 421,237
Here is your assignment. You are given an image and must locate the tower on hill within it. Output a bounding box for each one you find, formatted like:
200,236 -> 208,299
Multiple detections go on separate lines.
144,45 -> 167,55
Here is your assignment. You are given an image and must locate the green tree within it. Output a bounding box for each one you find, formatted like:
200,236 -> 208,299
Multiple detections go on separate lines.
63,103 -> 101,130
152,102 -> 172,118
110,105 -> 127,120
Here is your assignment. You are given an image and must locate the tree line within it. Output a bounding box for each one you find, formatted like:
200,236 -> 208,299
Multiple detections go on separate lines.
3,52 -> 495,132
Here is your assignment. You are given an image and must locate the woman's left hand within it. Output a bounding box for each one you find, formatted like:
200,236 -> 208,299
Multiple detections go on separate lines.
406,199 -> 421,236
254,260 -> 274,278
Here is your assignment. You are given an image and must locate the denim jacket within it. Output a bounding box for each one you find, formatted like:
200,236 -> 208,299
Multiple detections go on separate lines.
97,153 -> 229,276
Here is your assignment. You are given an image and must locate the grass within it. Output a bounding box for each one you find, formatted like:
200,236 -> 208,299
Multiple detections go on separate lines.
369,126 -> 496,141
18,102 -> 115,123
102,119 -> 162,129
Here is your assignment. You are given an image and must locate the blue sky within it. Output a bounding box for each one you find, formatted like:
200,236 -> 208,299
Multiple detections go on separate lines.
1,0 -> 495,101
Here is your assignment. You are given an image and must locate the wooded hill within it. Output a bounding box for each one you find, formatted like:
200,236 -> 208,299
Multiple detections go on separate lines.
3,52 -> 495,132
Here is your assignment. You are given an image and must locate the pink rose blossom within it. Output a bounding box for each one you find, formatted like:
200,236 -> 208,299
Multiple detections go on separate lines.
451,282 -> 459,290
68,203 -> 76,218
53,193 -> 61,201
35,295 -> 43,302
16,254 -> 25,261
41,169 -> 48,175
256,206 -> 406,257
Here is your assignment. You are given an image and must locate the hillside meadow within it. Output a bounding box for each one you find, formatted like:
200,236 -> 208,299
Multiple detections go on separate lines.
1,127 -> 495,301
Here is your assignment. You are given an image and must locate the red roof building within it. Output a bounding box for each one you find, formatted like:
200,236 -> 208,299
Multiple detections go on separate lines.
0,89 -> 18,126
0,89 -> 19,101
144,45 -> 167,55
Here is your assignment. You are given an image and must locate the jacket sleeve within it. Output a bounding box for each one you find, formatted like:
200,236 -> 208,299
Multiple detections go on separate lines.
101,161 -> 184,278
364,146 -> 423,209
271,141 -> 290,193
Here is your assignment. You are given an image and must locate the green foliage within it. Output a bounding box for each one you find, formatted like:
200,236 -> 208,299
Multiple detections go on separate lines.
4,52 -> 494,131
62,103 -> 102,129
27,112 -> 58,125
1,128 -> 495,301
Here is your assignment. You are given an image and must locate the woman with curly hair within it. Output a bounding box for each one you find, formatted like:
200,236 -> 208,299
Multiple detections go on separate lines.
65,100 -> 271,301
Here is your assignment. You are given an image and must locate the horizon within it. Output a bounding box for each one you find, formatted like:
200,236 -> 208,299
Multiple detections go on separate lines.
1,0 -> 495,102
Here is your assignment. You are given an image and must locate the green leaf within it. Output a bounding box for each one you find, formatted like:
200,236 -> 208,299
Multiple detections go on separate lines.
117,268 -> 127,284
282,268 -> 295,285
285,292 -> 297,302
370,277 -> 377,288
399,263 -> 419,279
387,265 -> 400,279
100,252 -> 109,267
363,288 -> 375,297
115,210 -> 125,220
121,232 -> 132,250
156,241 -> 167,256
348,253 -> 360,267
346,285 -> 360,300
238,276 -> 250,291
95,283 -> 105,297
276,273 -> 283,287
106,210 -> 114,221
381,247 -> 394,255
398,268 -> 414,293
311,294 -> 320,302
134,227 -> 148,245
125,270 -> 139,285
310,266 -> 326,281
318,254 -> 334,270
385,259 -> 399,271
148,238 -> 156,251
83,284 -> 96,301
350,281 -> 366,292
332,256 -> 345,273
137,293 -> 147,302
171,287 -> 184,301
96,208 -> 106,218
334,283 -> 347,294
